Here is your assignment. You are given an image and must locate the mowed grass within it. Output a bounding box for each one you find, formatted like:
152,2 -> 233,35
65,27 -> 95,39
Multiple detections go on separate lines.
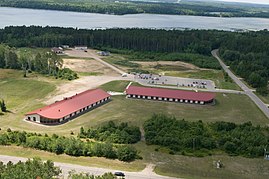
75,94 -> 268,130
1,78 -> 267,136
0,145 -> 145,172
0,69 -> 57,131
100,80 -> 132,92
132,142 -> 269,179
0,69 -> 56,109
0,71 -> 269,178
166,70 -> 241,91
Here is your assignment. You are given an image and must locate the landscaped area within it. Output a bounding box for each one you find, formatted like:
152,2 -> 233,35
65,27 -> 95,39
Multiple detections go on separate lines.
0,50 -> 268,179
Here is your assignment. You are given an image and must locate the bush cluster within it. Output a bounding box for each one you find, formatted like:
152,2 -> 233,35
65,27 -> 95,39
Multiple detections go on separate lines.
79,121 -> 141,144
144,114 -> 269,157
0,131 -> 138,162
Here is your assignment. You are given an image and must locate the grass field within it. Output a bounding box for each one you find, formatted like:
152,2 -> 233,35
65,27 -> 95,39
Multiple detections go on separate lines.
100,80 -> 132,92
0,76 -> 267,136
133,142 -> 269,179
1,69 -> 269,179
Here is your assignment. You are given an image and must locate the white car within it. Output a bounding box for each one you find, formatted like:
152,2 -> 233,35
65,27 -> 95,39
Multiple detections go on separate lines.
122,73 -> 128,77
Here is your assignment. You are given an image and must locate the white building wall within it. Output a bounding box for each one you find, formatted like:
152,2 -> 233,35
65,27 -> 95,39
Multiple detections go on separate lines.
26,114 -> 41,123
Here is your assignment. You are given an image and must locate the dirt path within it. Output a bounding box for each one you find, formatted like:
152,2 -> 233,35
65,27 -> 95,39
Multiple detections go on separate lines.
43,48 -> 133,104
63,58 -> 117,75
133,61 -> 200,70
65,49 -> 125,75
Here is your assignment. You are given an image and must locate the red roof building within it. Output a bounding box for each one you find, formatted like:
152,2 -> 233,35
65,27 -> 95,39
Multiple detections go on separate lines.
126,86 -> 215,105
26,89 -> 110,124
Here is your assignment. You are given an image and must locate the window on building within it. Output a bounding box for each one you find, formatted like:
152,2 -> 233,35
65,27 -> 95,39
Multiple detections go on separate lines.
33,117 -> 36,121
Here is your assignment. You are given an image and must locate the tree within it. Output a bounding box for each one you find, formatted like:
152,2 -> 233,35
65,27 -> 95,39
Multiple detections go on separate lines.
4,49 -> 19,69
0,45 -> 6,68
0,99 -> 7,112
117,145 -> 137,162
248,72 -> 267,88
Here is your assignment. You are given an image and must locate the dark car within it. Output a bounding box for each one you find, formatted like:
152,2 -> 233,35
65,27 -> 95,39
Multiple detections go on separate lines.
114,172 -> 125,177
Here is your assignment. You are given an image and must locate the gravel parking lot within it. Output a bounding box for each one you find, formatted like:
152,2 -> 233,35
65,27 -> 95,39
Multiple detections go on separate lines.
135,74 -> 215,90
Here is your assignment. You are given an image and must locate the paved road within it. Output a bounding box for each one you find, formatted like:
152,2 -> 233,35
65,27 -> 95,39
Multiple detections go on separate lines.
212,49 -> 269,119
0,155 -> 179,179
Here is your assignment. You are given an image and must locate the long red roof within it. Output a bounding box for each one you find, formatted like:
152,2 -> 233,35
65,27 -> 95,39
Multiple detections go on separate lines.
126,86 -> 215,101
26,89 -> 110,119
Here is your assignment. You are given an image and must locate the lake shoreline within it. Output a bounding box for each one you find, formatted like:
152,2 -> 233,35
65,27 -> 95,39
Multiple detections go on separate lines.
1,7 -> 269,31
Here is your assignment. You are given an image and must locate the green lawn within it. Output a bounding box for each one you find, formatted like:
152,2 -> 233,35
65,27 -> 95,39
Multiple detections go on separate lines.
0,70 -> 269,179
131,142 -> 269,179
100,80 -> 132,92
77,72 -> 103,76
1,77 -> 267,136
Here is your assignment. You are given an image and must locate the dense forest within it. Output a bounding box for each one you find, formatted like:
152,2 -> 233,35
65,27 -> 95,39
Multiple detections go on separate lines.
0,130 -> 138,162
144,114 -> 269,157
0,26 -> 268,94
1,0 -> 269,18
0,158 -> 61,179
79,121 -> 141,144
0,44 -> 78,80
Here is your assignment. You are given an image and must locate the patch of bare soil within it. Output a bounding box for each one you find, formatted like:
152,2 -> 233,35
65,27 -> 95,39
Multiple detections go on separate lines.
132,61 -> 200,70
44,75 -> 131,105
63,58 -> 117,76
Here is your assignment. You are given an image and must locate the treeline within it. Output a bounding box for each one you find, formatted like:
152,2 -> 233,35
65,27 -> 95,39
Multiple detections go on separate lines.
1,0 -> 269,18
0,130 -> 138,162
218,31 -> 269,95
0,45 -> 78,80
0,158 -> 61,179
0,26 -> 218,55
79,121 -> 141,144
144,114 -> 269,157
122,51 -> 221,69
0,26 -> 268,94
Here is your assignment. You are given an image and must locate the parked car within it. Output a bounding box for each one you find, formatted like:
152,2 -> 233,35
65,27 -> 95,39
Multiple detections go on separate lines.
114,172 -> 125,177
122,73 -> 127,77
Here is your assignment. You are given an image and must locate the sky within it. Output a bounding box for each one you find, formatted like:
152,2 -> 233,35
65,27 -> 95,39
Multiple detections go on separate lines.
214,0 -> 269,5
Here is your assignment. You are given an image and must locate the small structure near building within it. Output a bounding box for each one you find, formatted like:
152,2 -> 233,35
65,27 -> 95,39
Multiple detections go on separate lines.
51,47 -> 63,54
97,51 -> 110,56
125,86 -> 215,105
75,46 -> 88,50
25,89 -> 110,125
61,45 -> 70,49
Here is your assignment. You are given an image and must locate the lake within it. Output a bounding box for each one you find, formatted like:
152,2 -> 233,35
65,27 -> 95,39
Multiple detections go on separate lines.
1,7 -> 269,31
